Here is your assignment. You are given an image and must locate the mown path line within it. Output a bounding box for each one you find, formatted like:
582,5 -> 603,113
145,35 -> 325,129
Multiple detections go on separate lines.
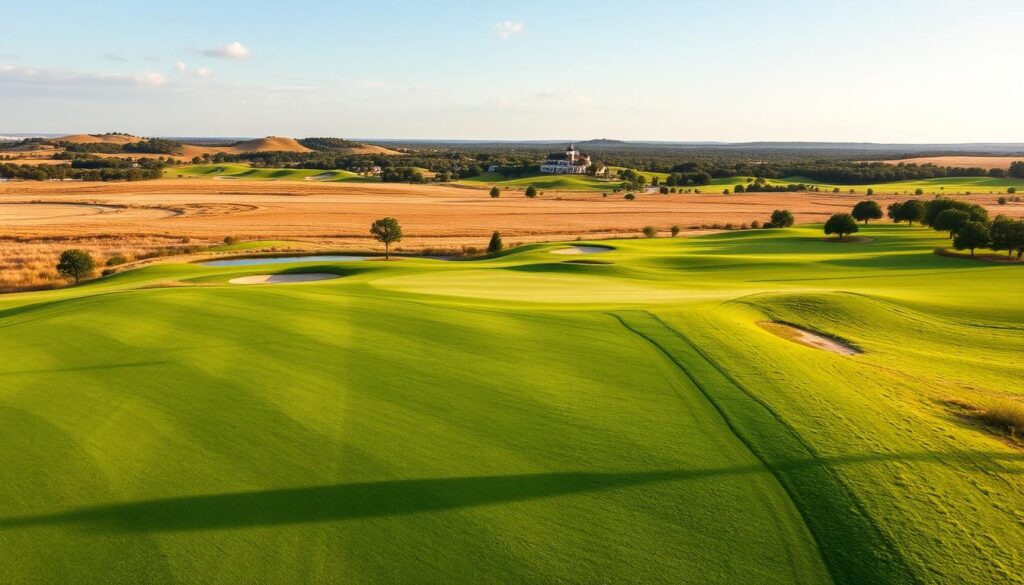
611,311 -> 918,585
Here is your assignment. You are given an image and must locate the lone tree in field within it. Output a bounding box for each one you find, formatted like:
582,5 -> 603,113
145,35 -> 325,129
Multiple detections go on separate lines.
487,231 -> 503,254
489,186 -> 500,198
952,221 -> 990,256
642,226 -> 657,238
56,249 -> 95,283
770,209 -> 795,228
824,213 -> 859,240
369,217 -> 403,260
933,209 -> 970,238
671,225 -> 681,237
525,185 -> 538,198
851,200 -> 883,224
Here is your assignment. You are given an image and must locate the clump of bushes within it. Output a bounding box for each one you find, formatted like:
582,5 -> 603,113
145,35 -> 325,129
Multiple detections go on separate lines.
105,254 -> 128,267
950,396 -> 1024,442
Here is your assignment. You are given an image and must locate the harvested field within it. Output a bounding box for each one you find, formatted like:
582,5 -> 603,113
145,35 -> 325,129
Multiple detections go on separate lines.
877,156 -> 1023,170
1,179 -> 1021,290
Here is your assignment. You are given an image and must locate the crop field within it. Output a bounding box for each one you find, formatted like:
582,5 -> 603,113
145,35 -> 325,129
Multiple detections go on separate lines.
2,179 -> 1022,291
0,225 -> 1021,584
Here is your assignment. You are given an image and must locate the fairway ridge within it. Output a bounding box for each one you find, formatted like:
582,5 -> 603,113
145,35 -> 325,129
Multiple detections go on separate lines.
612,311 -> 916,585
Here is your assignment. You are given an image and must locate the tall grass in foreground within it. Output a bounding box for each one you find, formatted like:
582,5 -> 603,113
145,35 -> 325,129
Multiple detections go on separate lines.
947,396 -> 1024,442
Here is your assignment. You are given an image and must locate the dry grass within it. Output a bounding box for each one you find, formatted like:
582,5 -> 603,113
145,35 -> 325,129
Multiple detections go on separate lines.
876,156 -> 1023,170
0,234 -> 209,292
943,396 -> 1024,444
0,178 -> 1021,291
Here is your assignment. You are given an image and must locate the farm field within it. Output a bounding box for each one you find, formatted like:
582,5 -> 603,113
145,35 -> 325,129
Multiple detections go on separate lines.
0,225 -> 1021,583
2,178 -> 1023,291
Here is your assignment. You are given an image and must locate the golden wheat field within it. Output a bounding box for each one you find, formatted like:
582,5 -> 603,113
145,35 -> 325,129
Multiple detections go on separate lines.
1,179 -> 1022,290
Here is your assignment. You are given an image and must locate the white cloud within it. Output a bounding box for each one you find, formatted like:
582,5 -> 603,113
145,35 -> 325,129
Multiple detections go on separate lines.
202,41 -> 252,59
175,61 -> 187,73
195,67 -> 212,78
495,21 -> 524,39
0,64 -> 166,89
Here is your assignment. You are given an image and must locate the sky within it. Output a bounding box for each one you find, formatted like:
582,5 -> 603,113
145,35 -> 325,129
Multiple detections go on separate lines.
1,0 -> 1023,142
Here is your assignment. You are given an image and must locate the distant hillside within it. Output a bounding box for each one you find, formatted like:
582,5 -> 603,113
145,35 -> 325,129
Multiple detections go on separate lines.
58,133 -> 143,145
231,136 -> 311,153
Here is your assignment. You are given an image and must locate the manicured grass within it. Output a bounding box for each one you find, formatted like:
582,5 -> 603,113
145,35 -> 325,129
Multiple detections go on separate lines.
165,164 -> 378,182
1,226 -> 1022,583
459,171 -> 621,192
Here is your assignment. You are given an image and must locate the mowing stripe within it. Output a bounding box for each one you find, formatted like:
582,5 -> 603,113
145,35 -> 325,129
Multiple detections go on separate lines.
611,311 -> 918,585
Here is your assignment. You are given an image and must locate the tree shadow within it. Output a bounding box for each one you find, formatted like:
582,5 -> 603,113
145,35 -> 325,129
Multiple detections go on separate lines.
1,450 -> 1020,535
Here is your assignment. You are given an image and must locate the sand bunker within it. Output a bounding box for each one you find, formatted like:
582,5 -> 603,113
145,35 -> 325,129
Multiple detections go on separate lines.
550,245 -> 612,255
759,322 -> 861,356
229,273 -> 341,285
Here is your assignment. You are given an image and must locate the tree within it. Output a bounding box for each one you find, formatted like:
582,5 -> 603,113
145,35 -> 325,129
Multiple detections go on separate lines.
734,184 -> 745,193
659,186 -> 669,195
1009,161 -> 1024,179
989,216 -> 1023,257
489,186 -> 500,198
952,221 -> 990,256
923,198 -> 988,226
770,209 -> 795,228
933,209 -> 970,238
898,199 -> 925,225
642,225 -> 657,238
851,200 -> 883,224
887,202 -> 904,222
56,249 -> 95,283
671,225 -> 681,237
824,214 -> 859,240
369,217 -> 403,259
525,185 -> 538,198
487,231 -> 503,254
914,188 -> 925,196
866,188 -> 874,196
1009,187 -> 1018,194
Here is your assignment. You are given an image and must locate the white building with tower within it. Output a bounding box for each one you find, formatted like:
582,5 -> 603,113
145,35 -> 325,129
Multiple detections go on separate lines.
540,145 -> 592,175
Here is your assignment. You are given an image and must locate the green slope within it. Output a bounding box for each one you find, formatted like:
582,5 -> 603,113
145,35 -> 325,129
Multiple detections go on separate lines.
1,226 -> 1022,583
165,164 -> 377,182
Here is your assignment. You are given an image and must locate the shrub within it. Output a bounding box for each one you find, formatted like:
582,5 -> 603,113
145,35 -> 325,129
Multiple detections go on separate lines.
866,188 -> 874,196
659,186 -> 669,195
642,226 -> 657,238
734,184 -> 745,193
998,196 -> 1008,205
525,185 -> 538,198
915,188 -> 925,196
1009,187 -> 1017,194
105,254 -> 128,267
489,186 -> 500,198
670,225 -> 681,237
770,209 -> 795,228
223,236 -> 239,245
624,193 -> 635,200
751,220 -> 760,229
487,231 -> 503,254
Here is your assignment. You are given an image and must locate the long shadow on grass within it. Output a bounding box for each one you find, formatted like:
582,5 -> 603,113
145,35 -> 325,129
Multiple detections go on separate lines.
1,451 -> 1020,534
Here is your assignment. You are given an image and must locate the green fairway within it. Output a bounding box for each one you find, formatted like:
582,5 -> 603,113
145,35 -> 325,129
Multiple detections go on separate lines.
1,227 -> 1023,584
458,171 -> 621,191
165,164 -> 378,182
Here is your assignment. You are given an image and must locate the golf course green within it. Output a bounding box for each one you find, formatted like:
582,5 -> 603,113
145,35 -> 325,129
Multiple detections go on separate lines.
1,225 -> 1022,584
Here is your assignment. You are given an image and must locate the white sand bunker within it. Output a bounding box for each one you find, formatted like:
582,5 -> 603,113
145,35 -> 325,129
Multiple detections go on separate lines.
759,322 -> 861,356
550,245 -> 613,255
229,273 -> 341,285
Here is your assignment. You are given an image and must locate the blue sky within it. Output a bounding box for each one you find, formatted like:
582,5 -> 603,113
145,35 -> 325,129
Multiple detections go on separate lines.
2,0 -> 1022,141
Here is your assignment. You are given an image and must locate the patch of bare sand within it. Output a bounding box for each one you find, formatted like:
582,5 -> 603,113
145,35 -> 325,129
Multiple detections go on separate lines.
759,321 -> 861,355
